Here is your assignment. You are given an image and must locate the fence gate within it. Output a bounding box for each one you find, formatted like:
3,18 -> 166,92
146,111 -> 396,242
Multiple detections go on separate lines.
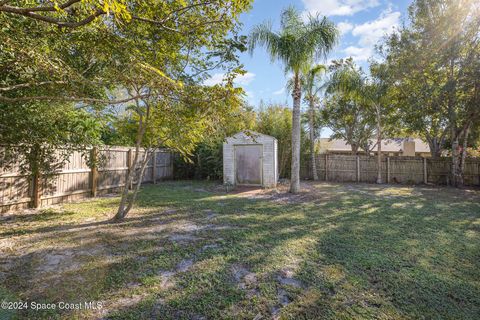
235,145 -> 262,186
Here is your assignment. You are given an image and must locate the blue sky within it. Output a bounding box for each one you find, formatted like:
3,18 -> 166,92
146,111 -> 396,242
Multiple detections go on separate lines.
205,0 -> 412,136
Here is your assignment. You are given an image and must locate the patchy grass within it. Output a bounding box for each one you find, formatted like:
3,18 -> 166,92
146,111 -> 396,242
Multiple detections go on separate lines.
0,181 -> 479,319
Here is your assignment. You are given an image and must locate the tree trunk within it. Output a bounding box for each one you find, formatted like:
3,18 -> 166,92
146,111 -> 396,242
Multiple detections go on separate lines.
455,123 -> 471,187
308,98 -> 318,181
451,135 -> 461,187
290,72 -> 301,193
123,149 -> 153,215
351,144 -> 359,155
426,136 -> 441,159
115,99 -> 150,220
375,105 -> 382,184
460,125 -> 470,175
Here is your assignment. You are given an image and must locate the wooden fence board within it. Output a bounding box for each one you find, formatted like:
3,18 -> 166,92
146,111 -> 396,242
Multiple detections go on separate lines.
0,147 -> 173,214
302,154 -> 480,186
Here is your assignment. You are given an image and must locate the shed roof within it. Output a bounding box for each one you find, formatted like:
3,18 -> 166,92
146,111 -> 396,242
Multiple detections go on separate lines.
228,130 -> 277,141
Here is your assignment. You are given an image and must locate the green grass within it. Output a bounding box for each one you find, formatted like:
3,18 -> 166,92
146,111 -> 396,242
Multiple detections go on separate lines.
0,181 -> 479,319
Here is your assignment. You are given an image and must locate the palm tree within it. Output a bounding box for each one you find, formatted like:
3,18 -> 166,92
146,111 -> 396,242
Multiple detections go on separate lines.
249,6 -> 338,193
302,64 -> 327,181
288,64 -> 327,181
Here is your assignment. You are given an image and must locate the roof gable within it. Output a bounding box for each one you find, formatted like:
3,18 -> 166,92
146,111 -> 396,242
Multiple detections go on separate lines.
229,130 -> 277,141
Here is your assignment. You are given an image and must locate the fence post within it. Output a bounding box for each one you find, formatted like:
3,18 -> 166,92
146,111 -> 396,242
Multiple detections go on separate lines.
325,154 -> 328,181
356,155 -> 360,182
90,147 -> 98,197
423,157 -> 428,184
127,148 -> 133,190
152,150 -> 157,184
32,172 -> 41,208
387,157 -> 390,184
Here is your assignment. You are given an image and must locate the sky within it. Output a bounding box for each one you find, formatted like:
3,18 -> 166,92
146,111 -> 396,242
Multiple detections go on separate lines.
204,0 -> 412,137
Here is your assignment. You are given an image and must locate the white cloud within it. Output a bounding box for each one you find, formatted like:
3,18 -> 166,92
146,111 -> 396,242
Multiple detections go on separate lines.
203,72 -> 255,86
203,73 -> 224,86
343,46 -> 372,61
273,87 -> 285,95
302,0 -> 380,16
235,72 -> 256,85
351,9 -> 400,47
342,9 -> 401,62
337,22 -> 354,35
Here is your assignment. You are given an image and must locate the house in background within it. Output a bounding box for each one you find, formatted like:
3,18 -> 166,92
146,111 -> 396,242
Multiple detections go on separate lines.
318,138 -> 431,157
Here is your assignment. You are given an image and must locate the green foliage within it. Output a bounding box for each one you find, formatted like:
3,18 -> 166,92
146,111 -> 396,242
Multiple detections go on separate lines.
322,95 -> 374,153
324,59 -> 375,153
0,103 -> 104,176
256,104 -> 296,178
324,58 -> 399,154
0,0 -> 253,192
173,103 -> 256,180
377,0 -> 480,158
0,1 -> 253,104
173,103 -> 310,180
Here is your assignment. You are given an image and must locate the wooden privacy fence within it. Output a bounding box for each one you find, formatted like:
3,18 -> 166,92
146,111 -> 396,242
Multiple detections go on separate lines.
301,154 -> 480,186
0,147 -> 173,213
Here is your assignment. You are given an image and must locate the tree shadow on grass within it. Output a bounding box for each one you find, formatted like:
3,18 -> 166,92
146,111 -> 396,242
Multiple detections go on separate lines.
1,182 -> 479,319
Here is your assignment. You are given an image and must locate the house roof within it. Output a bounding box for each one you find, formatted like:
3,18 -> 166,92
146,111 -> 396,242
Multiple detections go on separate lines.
319,138 -> 430,153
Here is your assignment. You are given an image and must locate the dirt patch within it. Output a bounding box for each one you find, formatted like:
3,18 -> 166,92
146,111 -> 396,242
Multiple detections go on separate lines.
203,209 -> 218,220
176,259 -> 194,273
271,288 -> 291,319
158,270 -> 176,289
276,269 -> 304,288
231,264 -> 259,297
168,234 -> 200,243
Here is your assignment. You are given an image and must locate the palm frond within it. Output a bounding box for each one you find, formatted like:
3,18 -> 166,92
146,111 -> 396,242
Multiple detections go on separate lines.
280,5 -> 303,35
249,7 -> 339,75
299,15 -> 339,62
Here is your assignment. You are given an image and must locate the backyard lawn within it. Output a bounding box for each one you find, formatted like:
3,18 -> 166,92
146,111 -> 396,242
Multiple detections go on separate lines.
0,181 -> 479,319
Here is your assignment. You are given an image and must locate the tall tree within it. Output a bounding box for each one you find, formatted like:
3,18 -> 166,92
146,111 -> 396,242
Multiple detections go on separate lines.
2,0 -> 253,219
249,6 -> 338,193
378,30 -> 449,158
322,94 -> 375,155
289,65 -> 327,180
379,0 -> 480,186
327,58 -> 394,183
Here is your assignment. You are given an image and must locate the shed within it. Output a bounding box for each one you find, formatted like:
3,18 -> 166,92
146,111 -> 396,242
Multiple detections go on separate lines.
223,131 -> 278,188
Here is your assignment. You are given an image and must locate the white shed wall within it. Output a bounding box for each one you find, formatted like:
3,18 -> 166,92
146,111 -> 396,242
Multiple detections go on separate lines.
223,131 -> 277,188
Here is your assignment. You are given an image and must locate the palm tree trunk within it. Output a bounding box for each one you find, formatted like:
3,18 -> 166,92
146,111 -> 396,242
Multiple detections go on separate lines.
309,98 -> 318,181
290,72 -> 301,193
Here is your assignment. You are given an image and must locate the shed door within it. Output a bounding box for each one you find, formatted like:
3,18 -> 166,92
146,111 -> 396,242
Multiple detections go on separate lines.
235,145 -> 262,185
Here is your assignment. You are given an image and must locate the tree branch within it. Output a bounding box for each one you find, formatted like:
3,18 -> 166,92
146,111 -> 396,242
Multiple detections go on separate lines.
0,4 -> 105,28
0,0 -> 81,13
0,93 -> 151,105
0,81 -> 68,92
